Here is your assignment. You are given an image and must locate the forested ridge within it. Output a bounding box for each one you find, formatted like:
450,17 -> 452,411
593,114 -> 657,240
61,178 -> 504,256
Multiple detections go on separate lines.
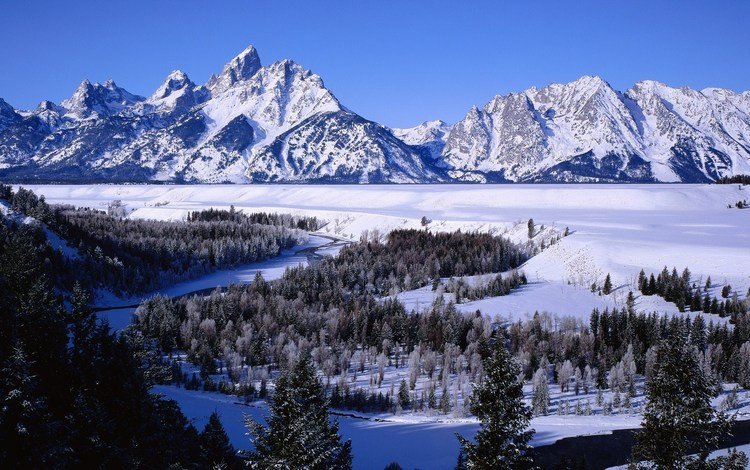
133,228 -> 528,375
1,185 -> 316,294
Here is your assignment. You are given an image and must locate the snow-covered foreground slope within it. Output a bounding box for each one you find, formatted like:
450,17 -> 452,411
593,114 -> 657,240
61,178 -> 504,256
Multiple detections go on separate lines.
26,183 -> 750,319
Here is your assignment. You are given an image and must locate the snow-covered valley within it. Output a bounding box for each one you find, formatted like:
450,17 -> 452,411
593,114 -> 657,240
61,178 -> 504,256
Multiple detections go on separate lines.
18,183 -> 750,468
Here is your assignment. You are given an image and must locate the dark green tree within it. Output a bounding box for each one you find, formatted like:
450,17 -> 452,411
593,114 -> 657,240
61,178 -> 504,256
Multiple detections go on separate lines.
456,336 -> 534,469
245,357 -> 352,469
200,411 -> 240,469
634,328 -> 739,468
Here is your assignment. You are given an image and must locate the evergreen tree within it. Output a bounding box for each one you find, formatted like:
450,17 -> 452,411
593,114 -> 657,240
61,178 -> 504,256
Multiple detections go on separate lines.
633,328 -> 739,468
398,379 -> 410,410
456,336 -> 534,469
531,367 -> 549,416
245,357 -> 352,469
602,274 -> 613,295
200,411 -> 240,469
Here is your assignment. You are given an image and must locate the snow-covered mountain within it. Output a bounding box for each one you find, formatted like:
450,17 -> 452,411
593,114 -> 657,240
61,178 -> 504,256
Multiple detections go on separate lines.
1,48 -> 749,183
393,120 -> 452,163
0,45 -> 439,183
442,76 -> 750,182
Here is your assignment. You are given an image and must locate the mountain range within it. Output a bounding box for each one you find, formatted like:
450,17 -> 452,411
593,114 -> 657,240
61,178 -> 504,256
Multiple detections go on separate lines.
1,45 -> 749,183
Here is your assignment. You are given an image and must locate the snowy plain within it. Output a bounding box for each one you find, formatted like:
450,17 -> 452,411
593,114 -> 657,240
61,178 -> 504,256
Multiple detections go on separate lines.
22,183 -> 750,468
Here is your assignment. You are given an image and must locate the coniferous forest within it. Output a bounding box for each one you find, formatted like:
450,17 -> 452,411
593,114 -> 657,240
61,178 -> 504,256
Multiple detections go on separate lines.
0,198 -> 242,468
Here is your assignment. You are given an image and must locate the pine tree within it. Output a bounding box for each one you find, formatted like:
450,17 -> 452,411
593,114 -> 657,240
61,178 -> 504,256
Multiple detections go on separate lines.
245,358 -> 352,469
398,379 -> 410,410
531,367 -> 549,416
200,411 -> 239,469
456,336 -> 534,469
602,274 -> 613,295
633,328 -> 739,468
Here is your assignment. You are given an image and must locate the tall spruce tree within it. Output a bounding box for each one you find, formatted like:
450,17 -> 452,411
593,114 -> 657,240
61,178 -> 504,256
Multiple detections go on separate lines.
633,327 -> 740,468
245,357 -> 352,469
200,411 -> 240,469
456,335 -> 534,469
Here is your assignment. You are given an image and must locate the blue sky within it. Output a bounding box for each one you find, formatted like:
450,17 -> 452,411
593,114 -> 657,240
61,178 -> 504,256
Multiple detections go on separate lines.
2,0 -> 749,127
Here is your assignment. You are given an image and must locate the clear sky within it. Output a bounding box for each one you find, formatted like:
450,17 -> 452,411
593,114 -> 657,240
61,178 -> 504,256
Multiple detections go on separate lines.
2,0 -> 749,127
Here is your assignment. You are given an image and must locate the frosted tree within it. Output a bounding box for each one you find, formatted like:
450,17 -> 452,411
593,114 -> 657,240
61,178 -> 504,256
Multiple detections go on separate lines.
423,349 -> 437,379
621,344 -> 637,395
557,360 -> 574,392
374,353 -> 387,386
582,365 -> 593,394
408,348 -> 421,389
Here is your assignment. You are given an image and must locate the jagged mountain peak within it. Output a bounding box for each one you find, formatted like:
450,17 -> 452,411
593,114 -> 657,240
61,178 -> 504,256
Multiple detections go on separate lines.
207,44 -> 262,93
148,70 -> 195,101
36,100 -> 60,111
393,119 -> 451,140
200,56 -> 341,145
61,79 -> 144,119
0,97 -> 15,113
393,119 -> 453,163
0,98 -> 22,132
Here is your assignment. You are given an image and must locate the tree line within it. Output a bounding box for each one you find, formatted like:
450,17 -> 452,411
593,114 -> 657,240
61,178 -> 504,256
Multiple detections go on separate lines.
1,185 -> 314,295
638,266 -> 747,317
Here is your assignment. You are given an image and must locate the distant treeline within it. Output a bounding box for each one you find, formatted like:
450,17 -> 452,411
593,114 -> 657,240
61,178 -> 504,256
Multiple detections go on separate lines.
187,206 -> 320,231
638,267 -> 748,317
442,270 -> 527,303
0,185 -> 313,295
716,175 -> 750,185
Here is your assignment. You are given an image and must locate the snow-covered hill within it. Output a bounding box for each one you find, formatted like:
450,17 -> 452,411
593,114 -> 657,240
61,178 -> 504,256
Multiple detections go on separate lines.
1,46 -> 750,183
